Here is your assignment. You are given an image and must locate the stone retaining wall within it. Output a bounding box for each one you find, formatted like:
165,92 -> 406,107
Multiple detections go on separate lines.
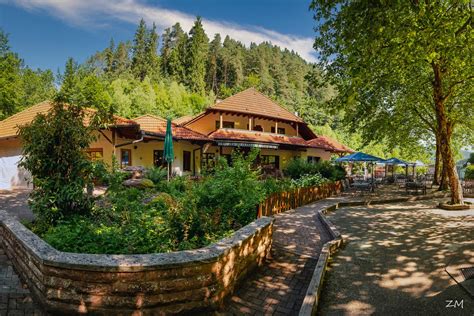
0,211 -> 273,315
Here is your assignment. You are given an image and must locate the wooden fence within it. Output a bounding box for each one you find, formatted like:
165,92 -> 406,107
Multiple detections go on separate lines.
257,181 -> 343,218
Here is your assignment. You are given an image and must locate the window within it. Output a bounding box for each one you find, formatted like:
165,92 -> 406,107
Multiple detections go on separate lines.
153,150 -> 165,167
120,149 -> 132,168
215,121 -> 235,129
201,153 -> 216,169
85,148 -> 103,161
253,125 -> 263,132
270,127 -> 285,134
261,155 -> 280,169
307,156 -> 321,164
183,151 -> 191,172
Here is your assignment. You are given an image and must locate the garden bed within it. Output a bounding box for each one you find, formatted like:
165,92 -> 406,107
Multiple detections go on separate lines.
0,210 -> 273,314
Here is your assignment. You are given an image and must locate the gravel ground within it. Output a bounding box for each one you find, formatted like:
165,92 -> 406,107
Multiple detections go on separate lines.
318,198 -> 474,316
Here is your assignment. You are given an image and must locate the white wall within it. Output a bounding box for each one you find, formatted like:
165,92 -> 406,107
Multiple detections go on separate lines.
0,142 -> 32,190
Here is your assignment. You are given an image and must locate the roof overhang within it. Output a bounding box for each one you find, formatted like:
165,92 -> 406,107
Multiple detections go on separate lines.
216,141 -> 279,149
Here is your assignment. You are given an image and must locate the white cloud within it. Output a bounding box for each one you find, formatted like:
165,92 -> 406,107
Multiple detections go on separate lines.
4,0 -> 317,62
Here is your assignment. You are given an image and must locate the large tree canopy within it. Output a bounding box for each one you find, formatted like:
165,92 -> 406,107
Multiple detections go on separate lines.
311,0 -> 473,203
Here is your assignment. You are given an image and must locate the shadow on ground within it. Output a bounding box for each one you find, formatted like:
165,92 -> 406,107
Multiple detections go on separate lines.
318,199 -> 474,316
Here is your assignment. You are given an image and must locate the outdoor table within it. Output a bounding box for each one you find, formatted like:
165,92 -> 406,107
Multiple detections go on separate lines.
352,182 -> 372,193
405,181 -> 426,195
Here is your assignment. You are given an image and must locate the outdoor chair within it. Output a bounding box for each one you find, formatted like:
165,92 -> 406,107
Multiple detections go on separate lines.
406,181 -> 427,195
463,180 -> 474,196
351,181 -> 373,194
395,177 -> 406,189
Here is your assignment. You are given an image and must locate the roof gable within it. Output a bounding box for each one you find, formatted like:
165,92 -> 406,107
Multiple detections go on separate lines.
209,88 -> 303,123
0,101 -> 137,139
133,114 -> 208,141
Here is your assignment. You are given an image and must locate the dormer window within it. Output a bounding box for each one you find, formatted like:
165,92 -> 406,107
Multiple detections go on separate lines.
215,121 -> 235,129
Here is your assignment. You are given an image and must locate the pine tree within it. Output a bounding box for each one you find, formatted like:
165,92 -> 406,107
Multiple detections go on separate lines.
105,38 -> 115,75
114,41 -> 131,75
220,36 -> 243,91
131,19 -> 148,81
206,33 -> 222,94
146,23 -> 160,79
160,27 -> 172,76
186,17 -> 209,94
57,58 -> 79,103
167,23 -> 187,83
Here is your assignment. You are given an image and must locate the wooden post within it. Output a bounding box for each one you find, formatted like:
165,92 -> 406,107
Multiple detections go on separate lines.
296,123 -> 299,136
219,113 -> 223,129
248,117 -> 252,131
275,122 -> 278,133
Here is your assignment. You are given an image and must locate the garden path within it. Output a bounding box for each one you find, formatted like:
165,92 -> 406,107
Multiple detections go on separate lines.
225,196 -> 348,315
0,247 -> 44,315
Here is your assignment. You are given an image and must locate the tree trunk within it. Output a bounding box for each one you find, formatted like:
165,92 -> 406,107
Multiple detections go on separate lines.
432,63 -> 463,204
433,134 -> 441,185
438,162 -> 448,191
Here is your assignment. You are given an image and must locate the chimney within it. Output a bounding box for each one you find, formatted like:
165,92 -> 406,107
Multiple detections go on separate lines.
294,111 -> 299,117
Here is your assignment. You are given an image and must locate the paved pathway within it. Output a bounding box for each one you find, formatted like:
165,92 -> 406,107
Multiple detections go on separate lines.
0,247 -> 44,315
225,197 -> 347,315
318,199 -> 474,315
0,189 -> 33,222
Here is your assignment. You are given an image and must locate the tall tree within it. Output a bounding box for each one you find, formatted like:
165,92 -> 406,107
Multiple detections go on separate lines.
145,23 -> 160,79
186,17 -> 209,94
160,27 -> 172,77
105,38 -> 115,75
311,0 -> 473,204
167,23 -> 188,83
131,19 -> 148,81
0,29 -> 22,119
58,57 -> 80,103
207,33 -> 222,94
114,41 -> 131,75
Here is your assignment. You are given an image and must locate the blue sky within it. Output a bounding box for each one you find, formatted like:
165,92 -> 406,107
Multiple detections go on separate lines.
0,0 -> 317,72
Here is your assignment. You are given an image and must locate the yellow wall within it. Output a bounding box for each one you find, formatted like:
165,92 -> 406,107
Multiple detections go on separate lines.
301,148 -> 333,161
187,112 -> 299,136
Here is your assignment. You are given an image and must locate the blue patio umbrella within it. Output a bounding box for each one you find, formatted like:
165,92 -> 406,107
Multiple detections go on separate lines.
383,157 -> 409,165
336,152 -> 384,163
336,152 -> 384,191
383,157 -> 410,178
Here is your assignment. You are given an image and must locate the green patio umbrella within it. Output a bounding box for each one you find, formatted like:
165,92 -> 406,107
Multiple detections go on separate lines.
164,118 -> 174,181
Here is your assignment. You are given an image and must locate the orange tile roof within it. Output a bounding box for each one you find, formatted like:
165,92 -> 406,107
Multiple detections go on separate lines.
0,101 -> 137,139
209,88 -> 304,123
208,129 -> 310,147
134,114 -> 209,141
172,114 -> 202,126
307,136 -> 354,153
0,101 -> 51,139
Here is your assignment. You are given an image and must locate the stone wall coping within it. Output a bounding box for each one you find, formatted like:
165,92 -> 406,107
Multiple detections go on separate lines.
0,210 -> 273,272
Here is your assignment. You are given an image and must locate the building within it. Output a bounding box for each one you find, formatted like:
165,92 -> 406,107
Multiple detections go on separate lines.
0,88 -> 352,190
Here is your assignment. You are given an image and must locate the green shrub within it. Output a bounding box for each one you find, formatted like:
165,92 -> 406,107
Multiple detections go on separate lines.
168,151 -> 265,248
144,166 -> 168,184
262,177 -> 293,195
291,173 -> 329,188
18,101 -> 96,229
285,158 -> 315,179
465,165 -> 474,180
284,158 -> 346,181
